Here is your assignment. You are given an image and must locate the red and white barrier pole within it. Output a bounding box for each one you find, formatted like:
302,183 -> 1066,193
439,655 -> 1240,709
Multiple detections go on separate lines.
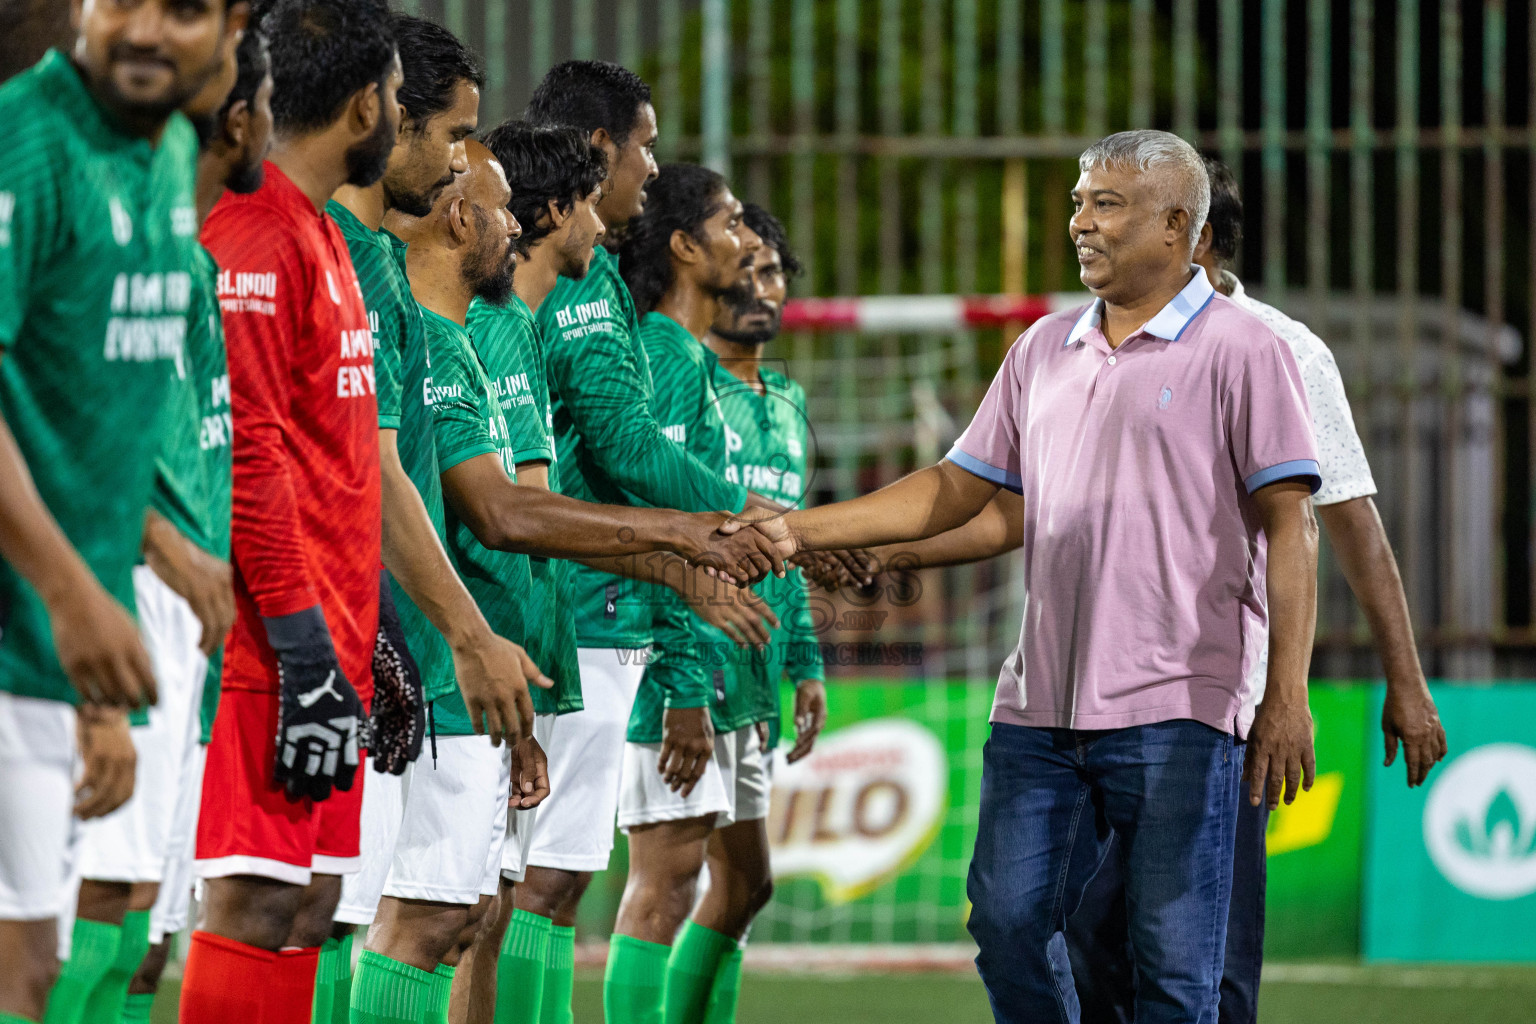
781,293 -> 1086,333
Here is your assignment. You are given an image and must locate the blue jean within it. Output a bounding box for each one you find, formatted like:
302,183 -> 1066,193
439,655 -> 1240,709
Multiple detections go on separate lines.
1063,787 -> 1271,1024
966,721 -> 1243,1024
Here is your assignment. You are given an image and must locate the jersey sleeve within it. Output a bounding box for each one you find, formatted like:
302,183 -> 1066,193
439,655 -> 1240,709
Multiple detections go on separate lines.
645,588 -> 713,710
1224,329 -> 1322,495
205,207 -> 318,617
947,330 -> 1028,493
494,316 -> 554,466
427,327 -> 498,473
0,124 -> 62,352
374,314 -> 404,431
544,305 -> 748,514
1297,344 -> 1377,506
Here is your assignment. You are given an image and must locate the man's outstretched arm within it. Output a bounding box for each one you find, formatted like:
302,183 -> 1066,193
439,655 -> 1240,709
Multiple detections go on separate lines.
737,459 -> 1002,558
1317,496 -> 1447,785
380,430 -> 547,746
863,489 -> 1023,571
439,453 -> 783,583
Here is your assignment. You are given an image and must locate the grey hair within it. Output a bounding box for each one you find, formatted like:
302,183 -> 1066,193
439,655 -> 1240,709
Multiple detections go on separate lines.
1078,130 -> 1210,253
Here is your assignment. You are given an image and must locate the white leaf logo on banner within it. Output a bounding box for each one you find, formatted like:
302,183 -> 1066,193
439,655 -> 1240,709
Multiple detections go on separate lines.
768,717 -> 946,904
1423,743 -> 1536,900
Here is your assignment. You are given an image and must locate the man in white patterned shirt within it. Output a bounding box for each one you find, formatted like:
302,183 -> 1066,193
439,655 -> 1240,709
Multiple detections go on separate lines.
1061,156 -> 1450,1024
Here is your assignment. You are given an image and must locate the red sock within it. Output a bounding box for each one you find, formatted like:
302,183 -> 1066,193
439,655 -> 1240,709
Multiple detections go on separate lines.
179,930 -> 277,1023
267,946 -> 321,1024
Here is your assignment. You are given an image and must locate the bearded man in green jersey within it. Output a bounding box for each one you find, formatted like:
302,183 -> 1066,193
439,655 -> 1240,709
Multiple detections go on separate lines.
52,21 -> 269,1024
351,142 -> 779,1024
0,0 -> 239,1019
327,19 -> 546,1023
459,121 -> 788,1024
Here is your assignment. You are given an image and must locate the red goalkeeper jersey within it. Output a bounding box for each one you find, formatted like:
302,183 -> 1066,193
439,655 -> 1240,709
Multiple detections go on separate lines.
202,163 -> 381,702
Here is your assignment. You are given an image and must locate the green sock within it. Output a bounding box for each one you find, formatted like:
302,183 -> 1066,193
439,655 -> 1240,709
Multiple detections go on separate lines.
43,918 -> 122,1024
426,964 -> 455,1024
663,922 -> 737,1024
312,936 -> 340,1024
81,910 -> 149,1024
494,910 -> 551,1024
701,948 -> 743,1024
603,934 -> 670,1024
331,932 -> 356,1024
119,992 -> 155,1024
539,926 -> 576,1024
348,950 -> 435,1024
1,1015 -> 41,1024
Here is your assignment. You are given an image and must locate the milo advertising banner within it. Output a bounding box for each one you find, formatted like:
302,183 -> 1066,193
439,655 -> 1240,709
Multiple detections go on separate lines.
1262,683 -> 1369,957
1364,684 -> 1536,961
752,680 -> 991,943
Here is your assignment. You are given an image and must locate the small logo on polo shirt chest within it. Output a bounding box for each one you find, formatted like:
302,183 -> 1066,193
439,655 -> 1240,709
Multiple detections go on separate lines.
1157,387 -> 1173,410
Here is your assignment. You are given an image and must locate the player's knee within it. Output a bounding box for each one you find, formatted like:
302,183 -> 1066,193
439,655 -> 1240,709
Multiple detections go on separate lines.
202,877 -> 305,950
2,943 -> 59,1018
287,875 -> 343,948
127,881 -> 160,913
517,867 -> 584,920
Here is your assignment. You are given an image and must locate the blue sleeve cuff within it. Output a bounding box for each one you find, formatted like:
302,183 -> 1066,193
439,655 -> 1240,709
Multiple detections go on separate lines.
945,448 -> 1023,494
1245,459 -> 1322,495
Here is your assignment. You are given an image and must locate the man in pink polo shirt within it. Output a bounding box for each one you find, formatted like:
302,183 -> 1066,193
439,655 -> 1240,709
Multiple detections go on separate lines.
733,130 -> 1322,1023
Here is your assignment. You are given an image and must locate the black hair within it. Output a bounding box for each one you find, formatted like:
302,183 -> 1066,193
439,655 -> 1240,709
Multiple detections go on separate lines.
1202,156 -> 1243,266
261,0 -> 396,134
481,120 -> 608,250
217,25 -> 269,121
393,14 -> 484,127
619,163 -> 728,316
524,60 -> 651,147
741,203 -> 801,280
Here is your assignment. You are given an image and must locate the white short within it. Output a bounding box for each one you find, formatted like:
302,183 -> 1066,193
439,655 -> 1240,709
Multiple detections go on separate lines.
381,734 -> 511,906
0,693 -> 78,920
617,724 -> 772,832
77,567 -> 206,883
524,647 -> 647,873
148,743 -> 207,943
333,765 -> 404,927
500,714 -> 556,884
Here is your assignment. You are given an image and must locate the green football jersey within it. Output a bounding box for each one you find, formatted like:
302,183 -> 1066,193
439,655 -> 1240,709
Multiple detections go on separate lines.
466,295 -> 581,715
0,51 -> 201,703
714,358 -> 827,750
536,247 -> 748,650
422,304 -> 534,736
329,201 -> 456,705
154,245 -> 231,743
627,313 -> 776,743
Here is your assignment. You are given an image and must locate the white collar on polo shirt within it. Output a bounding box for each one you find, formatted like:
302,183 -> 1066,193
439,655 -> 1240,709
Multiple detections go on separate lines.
1065,268 -> 1217,347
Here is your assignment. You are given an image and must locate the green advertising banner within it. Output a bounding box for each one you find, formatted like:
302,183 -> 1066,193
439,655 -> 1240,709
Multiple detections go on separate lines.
1364,684 -> 1536,962
1262,683 -> 1370,957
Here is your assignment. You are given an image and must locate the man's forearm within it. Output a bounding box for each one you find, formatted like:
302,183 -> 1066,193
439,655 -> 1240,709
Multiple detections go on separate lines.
866,490 -> 1023,570
0,410 -> 96,606
1317,497 -> 1424,685
1263,502 -> 1320,703
785,460 -> 1001,553
379,432 -> 492,650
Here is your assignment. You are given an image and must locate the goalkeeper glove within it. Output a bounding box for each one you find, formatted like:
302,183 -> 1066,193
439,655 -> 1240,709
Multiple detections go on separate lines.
265,606 -> 363,802
370,570 -> 425,775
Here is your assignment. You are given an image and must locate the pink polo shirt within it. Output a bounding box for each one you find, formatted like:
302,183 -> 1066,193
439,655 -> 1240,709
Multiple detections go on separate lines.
948,270 -> 1319,738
